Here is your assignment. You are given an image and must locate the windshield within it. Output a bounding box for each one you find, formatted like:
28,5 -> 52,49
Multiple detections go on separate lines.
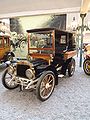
29,32 -> 53,54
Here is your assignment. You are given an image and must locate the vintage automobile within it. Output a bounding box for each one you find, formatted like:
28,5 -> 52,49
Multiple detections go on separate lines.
83,44 -> 90,75
2,28 -> 76,101
0,33 -> 15,62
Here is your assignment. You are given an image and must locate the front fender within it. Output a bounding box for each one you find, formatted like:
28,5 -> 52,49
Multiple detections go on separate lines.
45,65 -> 58,85
35,65 -> 58,85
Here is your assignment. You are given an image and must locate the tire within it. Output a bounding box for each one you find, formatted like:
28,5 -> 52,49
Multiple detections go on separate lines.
68,58 -> 75,77
83,58 -> 90,75
36,71 -> 55,101
2,68 -> 19,89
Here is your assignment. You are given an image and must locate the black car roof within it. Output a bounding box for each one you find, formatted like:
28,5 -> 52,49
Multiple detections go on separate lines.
26,27 -> 74,34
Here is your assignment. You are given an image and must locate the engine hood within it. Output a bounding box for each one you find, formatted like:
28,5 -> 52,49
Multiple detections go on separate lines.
30,58 -> 48,67
17,58 -> 48,68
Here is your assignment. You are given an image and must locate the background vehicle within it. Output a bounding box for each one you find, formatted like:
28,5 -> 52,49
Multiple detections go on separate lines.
0,34 -> 15,62
2,28 -> 76,101
83,44 -> 90,75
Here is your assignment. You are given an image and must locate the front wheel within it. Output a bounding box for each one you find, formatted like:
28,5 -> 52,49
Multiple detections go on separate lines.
83,58 -> 90,75
36,71 -> 55,101
68,58 -> 75,77
2,67 -> 19,89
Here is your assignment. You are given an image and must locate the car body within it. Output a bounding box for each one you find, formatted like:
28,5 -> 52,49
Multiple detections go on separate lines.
0,34 -> 15,62
83,44 -> 90,75
2,28 -> 76,101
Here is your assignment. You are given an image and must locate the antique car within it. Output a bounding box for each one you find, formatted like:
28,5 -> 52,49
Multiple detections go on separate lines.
83,44 -> 90,75
2,28 -> 76,101
0,33 -> 15,62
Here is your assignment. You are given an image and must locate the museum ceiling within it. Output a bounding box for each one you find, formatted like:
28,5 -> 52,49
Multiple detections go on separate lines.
0,0 -> 90,18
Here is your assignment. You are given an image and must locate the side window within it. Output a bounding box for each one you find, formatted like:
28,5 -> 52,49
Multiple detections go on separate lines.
68,34 -> 76,50
0,38 -> 2,47
60,35 -> 66,44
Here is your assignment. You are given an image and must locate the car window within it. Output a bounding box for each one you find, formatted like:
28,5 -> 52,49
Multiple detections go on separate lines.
30,33 -> 52,48
60,35 -> 66,44
0,38 -> 3,47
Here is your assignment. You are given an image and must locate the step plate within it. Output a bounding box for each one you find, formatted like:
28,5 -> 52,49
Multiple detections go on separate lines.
58,74 -> 64,78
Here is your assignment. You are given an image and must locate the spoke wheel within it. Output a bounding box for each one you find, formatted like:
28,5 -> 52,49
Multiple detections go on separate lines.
2,67 -> 19,89
36,71 -> 55,101
83,59 -> 90,75
68,58 -> 75,77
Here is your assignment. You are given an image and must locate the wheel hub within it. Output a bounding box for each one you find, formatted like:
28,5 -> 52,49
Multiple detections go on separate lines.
87,64 -> 90,69
45,83 -> 50,89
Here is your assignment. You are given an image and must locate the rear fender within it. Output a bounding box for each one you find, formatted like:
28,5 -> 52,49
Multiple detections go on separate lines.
61,58 -> 72,75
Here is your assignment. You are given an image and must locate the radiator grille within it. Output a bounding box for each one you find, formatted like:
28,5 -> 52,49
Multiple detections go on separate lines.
17,64 -> 30,78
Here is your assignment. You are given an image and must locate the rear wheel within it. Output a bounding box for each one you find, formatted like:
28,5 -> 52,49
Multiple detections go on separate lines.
36,71 -> 55,101
83,58 -> 90,75
2,67 -> 19,89
68,58 -> 75,77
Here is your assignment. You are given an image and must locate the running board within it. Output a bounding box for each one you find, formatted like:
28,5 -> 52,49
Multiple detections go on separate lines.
58,74 -> 64,78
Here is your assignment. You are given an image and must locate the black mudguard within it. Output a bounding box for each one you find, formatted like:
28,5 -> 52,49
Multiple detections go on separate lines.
45,65 -> 58,85
61,58 -> 72,75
